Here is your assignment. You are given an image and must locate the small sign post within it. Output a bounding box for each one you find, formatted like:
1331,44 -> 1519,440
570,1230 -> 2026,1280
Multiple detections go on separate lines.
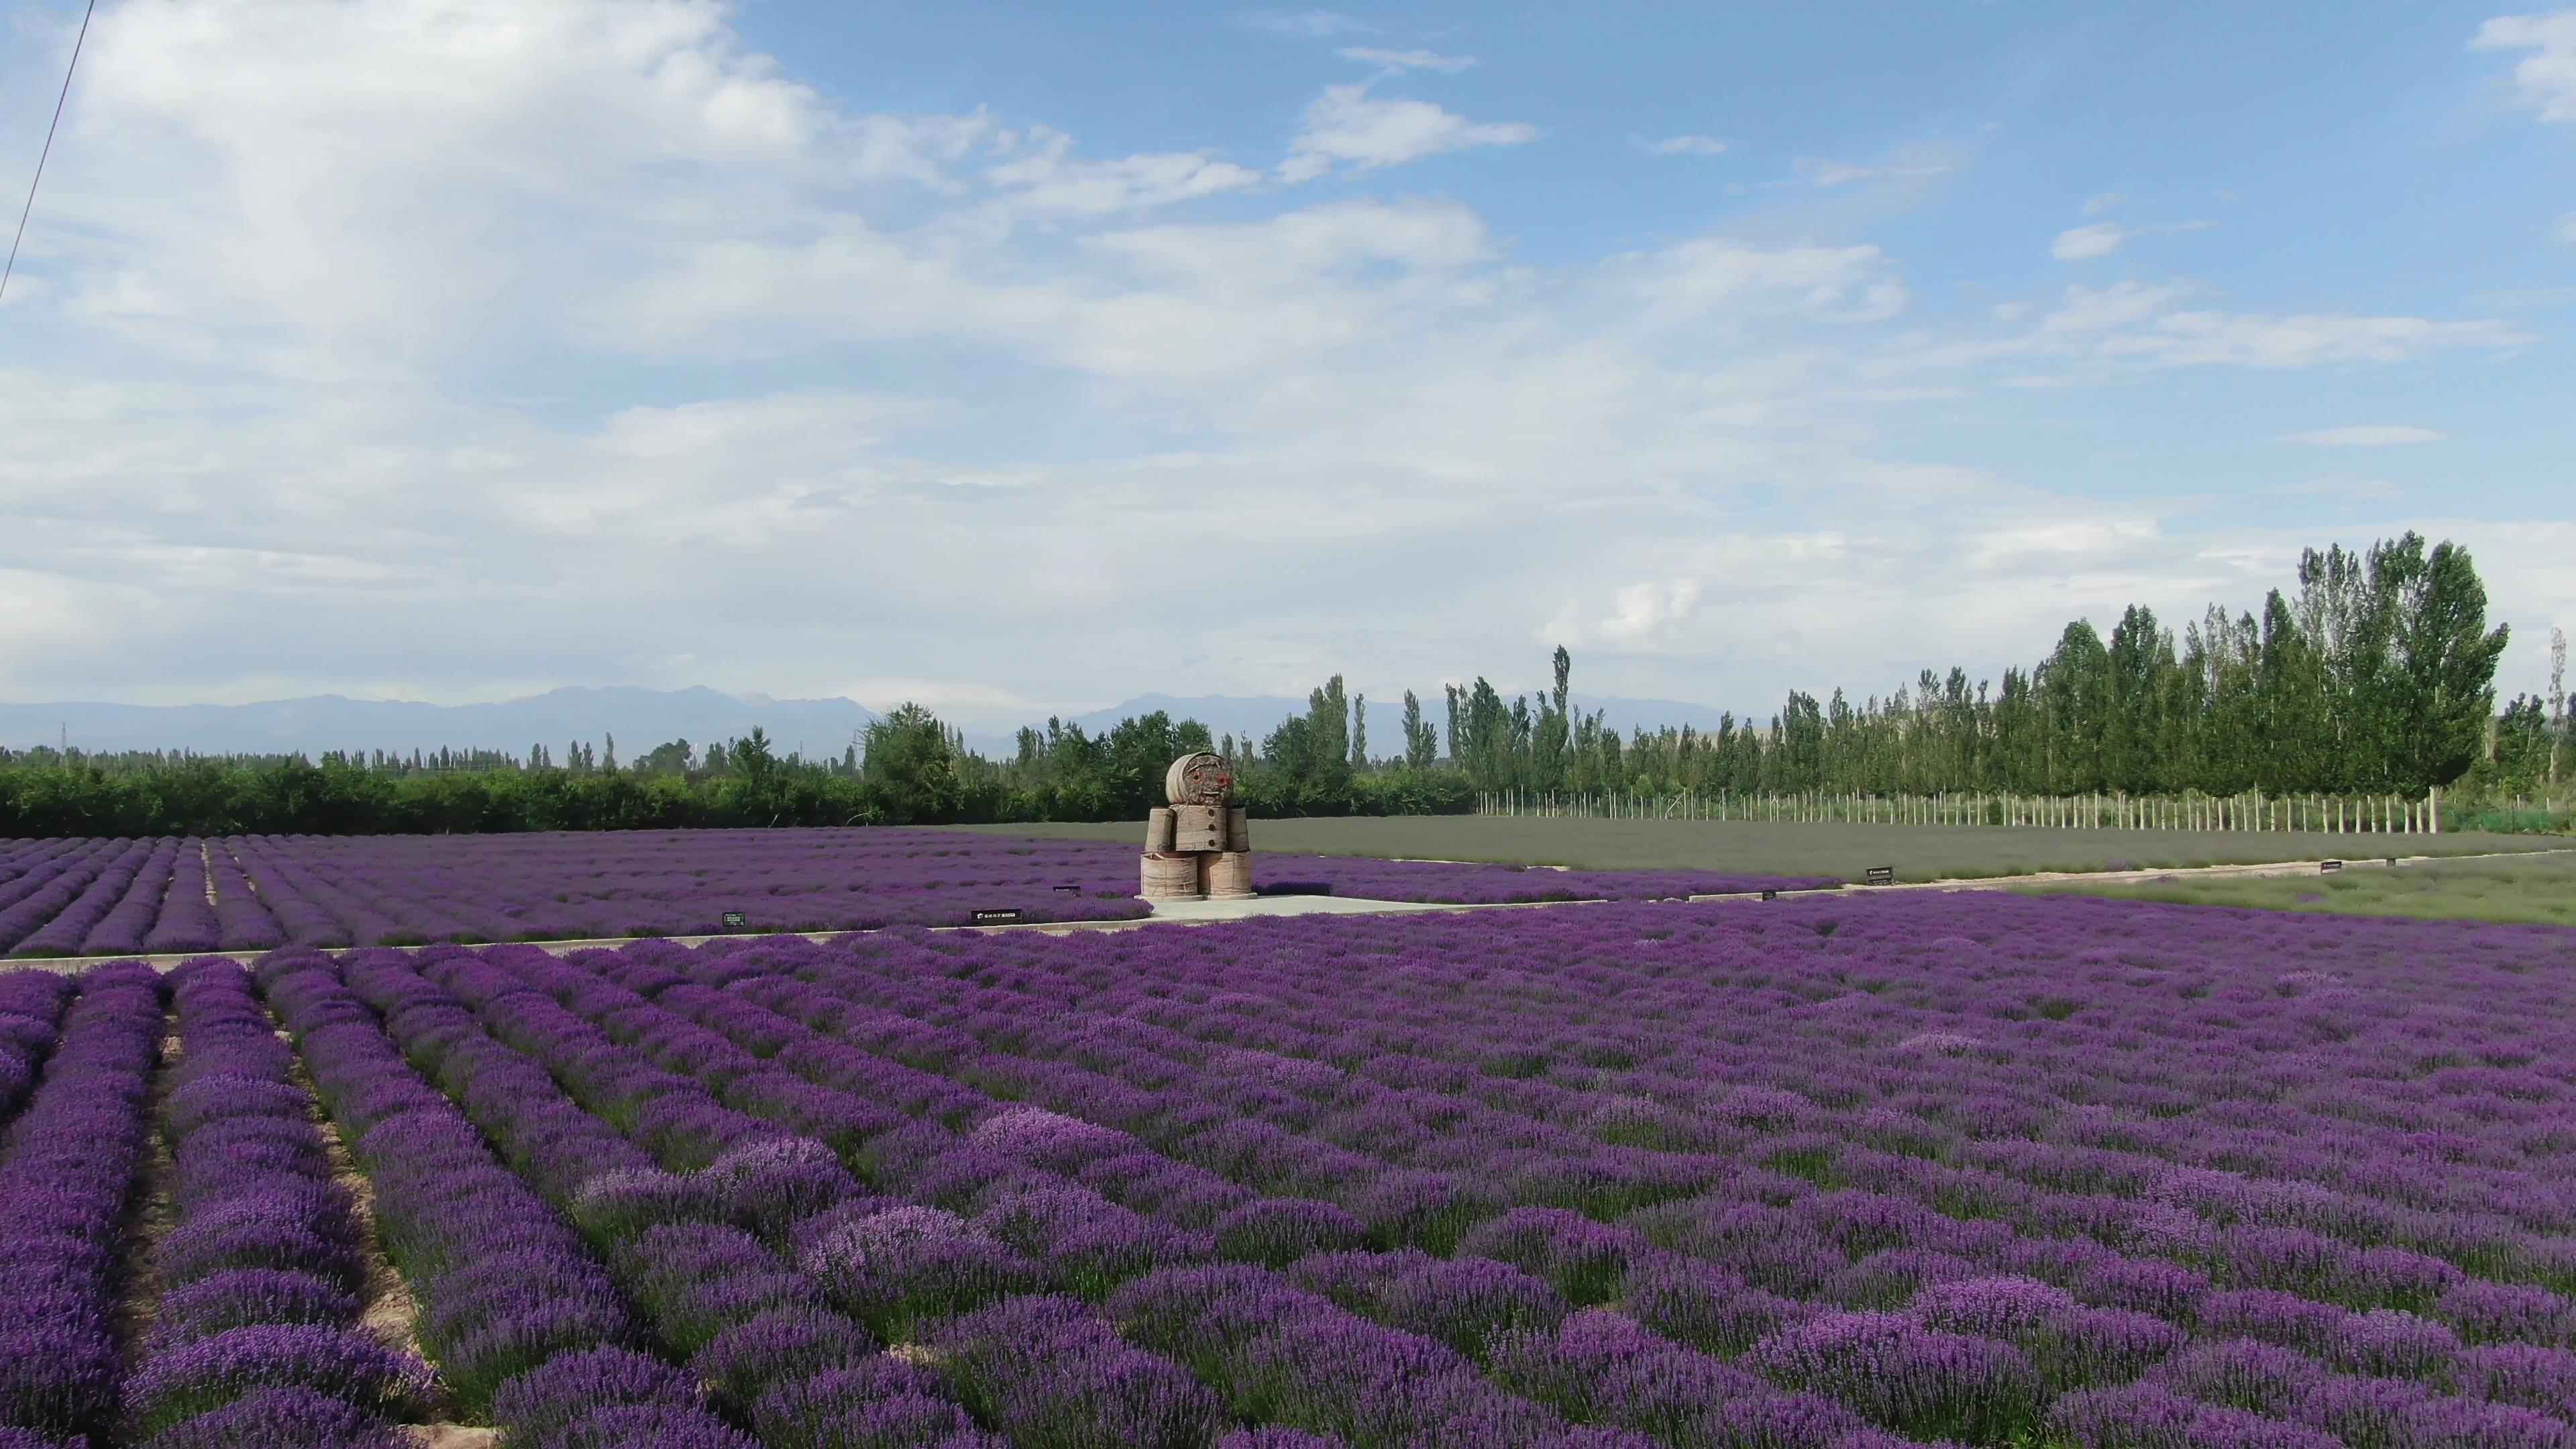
1864,866 -> 1895,886
720,910 -> 748,930
1052,885 -> 1082,895
1760,889 -> 1779,902
971,908 -> 1026,926
2320,860 -> 2343,873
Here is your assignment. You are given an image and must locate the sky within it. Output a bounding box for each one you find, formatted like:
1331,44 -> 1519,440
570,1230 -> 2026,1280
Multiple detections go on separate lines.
0,1 -> 2570,735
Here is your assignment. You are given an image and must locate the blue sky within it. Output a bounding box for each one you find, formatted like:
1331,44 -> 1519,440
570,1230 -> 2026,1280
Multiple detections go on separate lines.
0,1 -> 2569,731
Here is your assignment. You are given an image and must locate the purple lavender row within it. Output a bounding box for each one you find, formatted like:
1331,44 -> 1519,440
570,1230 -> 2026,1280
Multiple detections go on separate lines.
235,829 -> 1152,943
1081,902 -> 2555,1350
0,839 -> 113,919
122,959 -> 429,1446
204,845 -> 283,951
2130,1336 -> 2572,1448
721,912 -> 2555,1433
335,948 -> 998,1448
0,839 -> 138,955
251,951 -> 749,1448
0,962 -> 166,1442
525,941 -> 1935,1449
139,841 -> 222,957
885,907 -> 2576,1330
0,970 -> 74,1131
0,826 -> 1837,953
70,837 -> 183,957
0,838 -> 87,885
958,907 -> 2565,1371
13,838 -> 164,957
422,941 -> 1233,1446
465,941 -> 1664,1447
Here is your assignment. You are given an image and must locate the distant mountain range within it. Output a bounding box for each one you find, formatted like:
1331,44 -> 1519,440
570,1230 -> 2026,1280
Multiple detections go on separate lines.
1,687 -> 879,759
4,684 -> 1753,760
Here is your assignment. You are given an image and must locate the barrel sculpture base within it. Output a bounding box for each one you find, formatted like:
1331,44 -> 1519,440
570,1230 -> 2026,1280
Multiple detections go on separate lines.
1204,851 -> 1254,900
1140,851 -> 1202,900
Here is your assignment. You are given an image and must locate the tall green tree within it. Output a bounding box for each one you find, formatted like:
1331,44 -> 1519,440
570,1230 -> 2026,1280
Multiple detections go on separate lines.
2379,534 -> 2510,790
1400,690 -> 1439,769
859,707 -> 958,824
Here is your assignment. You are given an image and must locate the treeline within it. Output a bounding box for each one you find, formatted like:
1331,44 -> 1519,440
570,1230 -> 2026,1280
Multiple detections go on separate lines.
0,533 -> 2562,837
1420,535 -> 2559,804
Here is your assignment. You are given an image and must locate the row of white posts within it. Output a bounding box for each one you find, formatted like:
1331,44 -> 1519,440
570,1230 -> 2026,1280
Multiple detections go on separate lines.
1474,788 -> 2443,834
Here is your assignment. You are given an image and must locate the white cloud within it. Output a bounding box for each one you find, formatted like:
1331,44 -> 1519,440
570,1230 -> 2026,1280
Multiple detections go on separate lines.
1638,134 -> 1727,156
2038,281 -> 2202,334
983,127 -> 1263,215
2051,218 -> 2212,260
2473,11 -> 2576,122
1868,282 -> 2530,380
1337,46 -> 1475,73
2105,311 -> 2534,368
2082,192 -> 2125,217
2271,425 -> 2448,446
2051,223 -> 2131,260
1279,82 -> 1538,182
1546,580 -> 1707,651
1625,239 -> 1908,323
1240,9 -> 1378,37
1794,153 -> 1963,187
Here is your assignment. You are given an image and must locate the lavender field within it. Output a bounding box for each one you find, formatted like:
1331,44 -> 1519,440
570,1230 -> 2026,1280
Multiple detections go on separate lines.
0,830 -> 1833,957
3,892 -> 2573,1446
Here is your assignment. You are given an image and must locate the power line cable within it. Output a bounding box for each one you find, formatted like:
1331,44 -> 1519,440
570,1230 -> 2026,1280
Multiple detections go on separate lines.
2,0 -> 99,305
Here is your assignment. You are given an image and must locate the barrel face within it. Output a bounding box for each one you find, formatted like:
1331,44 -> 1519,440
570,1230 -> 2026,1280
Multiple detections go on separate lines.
1165,752 -> 1235,806
1205,851 -> 1254,900
1140,851 -> 1202,900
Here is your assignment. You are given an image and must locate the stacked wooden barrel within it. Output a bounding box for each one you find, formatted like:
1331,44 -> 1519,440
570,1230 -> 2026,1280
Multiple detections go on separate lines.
1142,751 -> 1253,900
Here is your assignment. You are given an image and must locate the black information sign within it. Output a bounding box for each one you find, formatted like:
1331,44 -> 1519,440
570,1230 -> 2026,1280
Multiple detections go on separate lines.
971,908 -> 1027,925
1760,889 -> 1779,902
1053,885 -> 1082,895
2320,860 -> 2343,873
1864,866 -> 1896,886
720,910 -> 748,930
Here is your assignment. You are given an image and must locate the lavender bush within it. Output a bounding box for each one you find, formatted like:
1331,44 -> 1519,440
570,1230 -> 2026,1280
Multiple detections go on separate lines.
0,827 -> 1842,952
0,962 -> 165,1440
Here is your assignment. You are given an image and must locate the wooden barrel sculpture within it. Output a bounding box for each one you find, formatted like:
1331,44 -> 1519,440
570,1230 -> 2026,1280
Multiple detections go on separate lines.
1142,752 -> 1248,902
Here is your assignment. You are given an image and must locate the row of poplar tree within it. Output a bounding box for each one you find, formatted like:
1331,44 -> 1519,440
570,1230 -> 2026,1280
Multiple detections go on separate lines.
1231,533 -> 2560,808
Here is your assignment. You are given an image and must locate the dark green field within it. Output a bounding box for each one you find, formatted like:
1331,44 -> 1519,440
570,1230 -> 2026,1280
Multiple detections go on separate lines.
945,816 -> 2560,883
2017,849 -> 2576,926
